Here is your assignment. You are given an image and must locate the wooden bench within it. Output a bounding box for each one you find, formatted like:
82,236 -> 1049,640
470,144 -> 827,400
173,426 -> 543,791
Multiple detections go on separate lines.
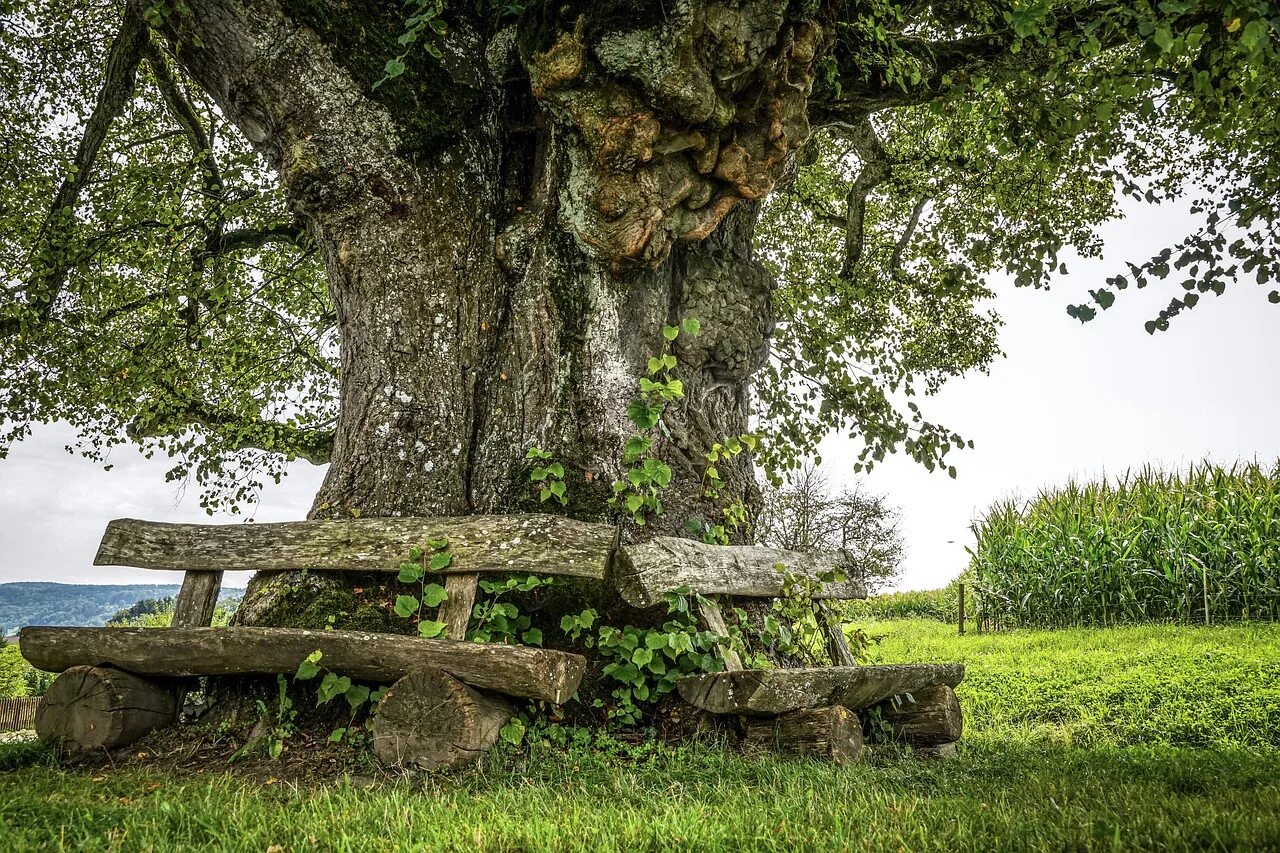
23,514 -> 613,768
21,514 -> 964,767
616,536 -> 966,763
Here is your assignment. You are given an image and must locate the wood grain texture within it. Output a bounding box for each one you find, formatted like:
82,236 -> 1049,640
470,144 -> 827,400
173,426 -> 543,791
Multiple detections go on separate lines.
696,597 -> 743,672
744,705 -> 864,764
19,627 -> 585,704
35,665 -> 177,752
879,684 -> 963,746
614,537 -> 866,607
439,574 -> 478,640
172,571 -> 224,628
95,515 -> 617,579
371,668 -> 512,770
822,620 -> 858,667
677,663 -> 965,715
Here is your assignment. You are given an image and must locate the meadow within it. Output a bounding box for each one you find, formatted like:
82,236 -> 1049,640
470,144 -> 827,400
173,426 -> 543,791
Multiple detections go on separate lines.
1,618 -> 1277,851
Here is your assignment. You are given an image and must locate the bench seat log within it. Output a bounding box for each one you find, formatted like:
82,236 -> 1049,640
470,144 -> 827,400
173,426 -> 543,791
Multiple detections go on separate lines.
19,627 -> 585,704
615,538 -> 866,607
677,663 -> 965,716
95,515 -> 617,579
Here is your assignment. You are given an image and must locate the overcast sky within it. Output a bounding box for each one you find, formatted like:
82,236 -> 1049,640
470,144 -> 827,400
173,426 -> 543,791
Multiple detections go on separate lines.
1,199 -> 1277,592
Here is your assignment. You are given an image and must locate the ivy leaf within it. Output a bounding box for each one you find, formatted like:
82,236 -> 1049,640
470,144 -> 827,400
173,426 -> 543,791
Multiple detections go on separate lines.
681,317 -> 700,336
661,324 -> 679,341
422,583 -> 448,607
499,718 -> 525,746
294,650 -> 323,681
397,562 -> 424,584
521,628 -> 543,646
417,620 -> 447,638
393,595 -> 419,617
344,684 -> 370,711
428,551 -> 453,571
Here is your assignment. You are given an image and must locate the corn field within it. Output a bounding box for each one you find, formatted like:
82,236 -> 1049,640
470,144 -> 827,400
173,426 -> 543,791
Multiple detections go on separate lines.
968,462 -> 1280,627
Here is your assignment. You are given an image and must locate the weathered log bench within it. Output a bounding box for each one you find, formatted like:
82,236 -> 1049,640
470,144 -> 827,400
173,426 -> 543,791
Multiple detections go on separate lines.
23,514 -> 611,768
616,536 -> 966,763
22,514 -> 964,767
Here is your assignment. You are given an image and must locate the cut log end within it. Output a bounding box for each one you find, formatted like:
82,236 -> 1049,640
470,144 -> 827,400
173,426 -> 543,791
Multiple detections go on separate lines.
35,665 -> 177,752
744,706 -> 864,765
880,684 -> 963,746
371,668 -> 513,771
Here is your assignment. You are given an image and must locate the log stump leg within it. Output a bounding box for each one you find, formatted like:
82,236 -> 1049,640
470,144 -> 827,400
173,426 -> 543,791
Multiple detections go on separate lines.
744,705 -> 864,764
35,665 -> 178,752
915,742 -> 959,760
879,684 -> 963,747
371,667 -> 513,770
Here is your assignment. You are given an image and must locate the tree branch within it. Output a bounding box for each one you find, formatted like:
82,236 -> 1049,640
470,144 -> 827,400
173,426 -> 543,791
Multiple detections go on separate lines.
837,119 -> 893,278
127,398 -> 334,465
2,1 -> 149,335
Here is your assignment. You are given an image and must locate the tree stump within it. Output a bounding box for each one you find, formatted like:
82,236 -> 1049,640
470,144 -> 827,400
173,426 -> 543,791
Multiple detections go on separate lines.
744,705 -> 864,764
35,665 -> 177,752
880,684 -> 963,746
371,668 -> 512,770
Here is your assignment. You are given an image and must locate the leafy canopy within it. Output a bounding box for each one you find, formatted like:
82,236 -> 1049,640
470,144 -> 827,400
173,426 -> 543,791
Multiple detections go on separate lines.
0,0 -> 1277,507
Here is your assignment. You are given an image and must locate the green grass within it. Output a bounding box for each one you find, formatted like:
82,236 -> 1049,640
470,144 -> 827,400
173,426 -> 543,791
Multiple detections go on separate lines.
1,620 -> 1278,851
862,618 -> 1280,749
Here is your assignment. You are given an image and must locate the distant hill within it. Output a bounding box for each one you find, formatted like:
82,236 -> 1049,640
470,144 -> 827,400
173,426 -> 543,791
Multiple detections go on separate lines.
0,582 -> 245,636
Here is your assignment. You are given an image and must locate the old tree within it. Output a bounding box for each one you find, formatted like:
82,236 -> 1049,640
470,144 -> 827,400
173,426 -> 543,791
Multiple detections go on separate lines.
2,1 -> 1277,631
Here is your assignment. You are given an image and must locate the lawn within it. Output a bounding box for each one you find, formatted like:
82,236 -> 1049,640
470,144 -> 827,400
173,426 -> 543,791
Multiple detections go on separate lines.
1,620 -> 1277,851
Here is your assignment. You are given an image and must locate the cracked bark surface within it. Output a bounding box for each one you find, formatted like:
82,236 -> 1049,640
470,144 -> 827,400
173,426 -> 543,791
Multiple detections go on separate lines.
151,0 -> 814,625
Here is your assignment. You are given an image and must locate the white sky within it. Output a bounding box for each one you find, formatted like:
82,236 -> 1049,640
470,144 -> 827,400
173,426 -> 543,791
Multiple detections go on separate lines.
1,200 -> 1277,592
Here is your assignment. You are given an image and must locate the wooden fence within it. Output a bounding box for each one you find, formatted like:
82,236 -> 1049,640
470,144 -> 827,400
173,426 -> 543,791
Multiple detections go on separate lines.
0,696 -> 39,731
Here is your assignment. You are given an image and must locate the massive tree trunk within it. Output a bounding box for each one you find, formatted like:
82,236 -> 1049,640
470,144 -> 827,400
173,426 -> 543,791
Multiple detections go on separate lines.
152,1 -> 825,627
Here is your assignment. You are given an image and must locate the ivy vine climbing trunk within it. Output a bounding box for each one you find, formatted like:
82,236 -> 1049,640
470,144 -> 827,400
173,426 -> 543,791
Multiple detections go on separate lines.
151,0 -> 827,626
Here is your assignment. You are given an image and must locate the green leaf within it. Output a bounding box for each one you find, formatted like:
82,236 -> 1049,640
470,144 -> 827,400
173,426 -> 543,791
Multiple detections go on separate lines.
662,324 -> 679,341
397,562 -> 424,583
500,718 -> 526,746
681,317 -> 700,336
328,727 -> 347,743
417,620 -> 447,638
422,583 -> 448,607
633,647 -> 654,666
428,551 -> 453,571
383,57 -> 406,79
521,628 -> 543,646
294,650 -> 323,681
344,684 -> 370,711
394,595 -> 419,617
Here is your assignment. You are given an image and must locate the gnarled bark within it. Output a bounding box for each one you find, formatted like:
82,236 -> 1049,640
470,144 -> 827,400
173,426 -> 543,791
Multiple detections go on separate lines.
150,1 -> 823,628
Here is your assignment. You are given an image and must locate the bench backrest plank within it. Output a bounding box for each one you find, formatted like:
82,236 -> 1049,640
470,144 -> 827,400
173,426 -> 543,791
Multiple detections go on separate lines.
96,515 -> 617,580
172,570 -> 224,628
614,537 -> 867,608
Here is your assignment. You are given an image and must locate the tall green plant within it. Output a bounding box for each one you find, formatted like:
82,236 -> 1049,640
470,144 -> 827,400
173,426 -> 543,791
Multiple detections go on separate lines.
969,461 -> 1280,627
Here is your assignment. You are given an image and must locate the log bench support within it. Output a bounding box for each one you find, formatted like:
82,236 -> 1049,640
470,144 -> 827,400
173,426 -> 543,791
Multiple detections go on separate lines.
744,706 -> 864,764
35,665 -> 177,753
371,668 -> 512,769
